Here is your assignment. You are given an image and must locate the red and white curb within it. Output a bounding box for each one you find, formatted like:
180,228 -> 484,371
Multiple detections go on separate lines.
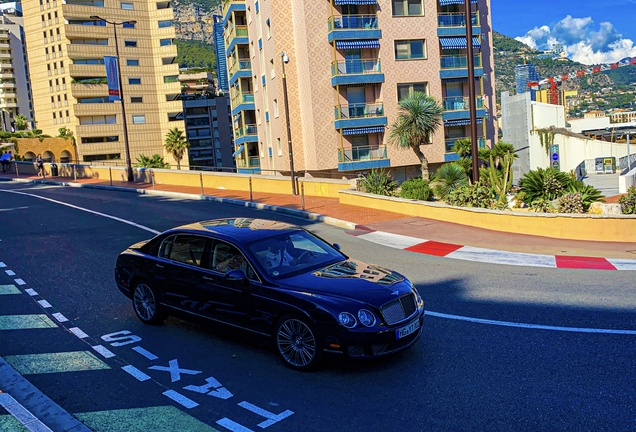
348,230 -> 636,271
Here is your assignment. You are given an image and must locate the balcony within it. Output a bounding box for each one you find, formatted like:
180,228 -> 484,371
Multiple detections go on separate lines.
0,43 -> 10,49
331,59 -> 384,86
224,25 -> 249,55
0,82 -> 16,89
439,55 -> 483,79
444,137 -> 485,161
71,83 -> 108,98
334,103 -> 387,130
0,72 -> 15,79
0,101 -> 17,108
234,124 -> 258,144
437,13 -> 480,36
442,96 -> 486,121
230,91 -> 255,116
337,145 -> 390,171
237,156 -> 260,174
222,0 -> 246,21
327,14 -> 381,42
0,53 -> 12,60
228,58 -> 251,85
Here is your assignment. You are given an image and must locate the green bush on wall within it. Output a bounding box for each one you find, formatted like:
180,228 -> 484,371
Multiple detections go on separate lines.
400,177 -> 434,201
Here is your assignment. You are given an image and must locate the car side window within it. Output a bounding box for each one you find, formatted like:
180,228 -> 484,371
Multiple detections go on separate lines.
162,235 -> 207,266
208,240 -> 257,280
158,235 -> 175,259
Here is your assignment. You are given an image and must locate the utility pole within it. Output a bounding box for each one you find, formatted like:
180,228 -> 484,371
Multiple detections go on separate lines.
464,0 -> 479,183
281,52 -> 297,195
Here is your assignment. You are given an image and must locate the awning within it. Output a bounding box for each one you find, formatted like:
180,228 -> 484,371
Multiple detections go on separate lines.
440,37 -> 481,50
232,144 -> 245,157
442,77 -> 468,83
444,118 -> 483,127
342,126 -> 385,135
334,0 -> 377,5
439,0 -> 477,5
335,40 -> 380,50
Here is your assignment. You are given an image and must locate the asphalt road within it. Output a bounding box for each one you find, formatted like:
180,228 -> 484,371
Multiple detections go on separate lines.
0,182 -> 635,432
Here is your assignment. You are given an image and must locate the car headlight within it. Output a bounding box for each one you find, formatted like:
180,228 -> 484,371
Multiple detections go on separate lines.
357,309 -> 376,327
338,312 -> 357,328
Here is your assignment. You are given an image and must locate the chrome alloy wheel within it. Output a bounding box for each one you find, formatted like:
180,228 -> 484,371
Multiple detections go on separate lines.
133,283 -> 156,321
277,319 -> 317,368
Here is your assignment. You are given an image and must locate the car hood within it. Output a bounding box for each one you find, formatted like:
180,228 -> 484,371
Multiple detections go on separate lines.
279,259 -> 413,305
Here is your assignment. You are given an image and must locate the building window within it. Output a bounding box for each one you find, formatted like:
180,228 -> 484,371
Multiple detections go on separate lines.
124,40 -> 137,47
126,59 -> 139,66
273,99 -> 279,117
121,2 -> 133,9
266,19 -> 271,39
132,115 -> 146,124
397,82 -> 428,101
130,96 -> 143,103
392,0 -> 423,16
277,137 -> 282,156
395,39 -> 426,60
270,59 -> 275,79
128,78 -> 141,84
159,38 -> 173,46
79,115 -> 117,125
163,75 -> 178,83
122,22 -> 135,28
158,20 -> 173,28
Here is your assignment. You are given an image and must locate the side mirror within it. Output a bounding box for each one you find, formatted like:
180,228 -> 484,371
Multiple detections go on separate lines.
332,243 -> 341,251
225,269 -> 246,281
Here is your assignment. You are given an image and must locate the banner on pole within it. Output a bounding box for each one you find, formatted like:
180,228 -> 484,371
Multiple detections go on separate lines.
104,56 -> 120,101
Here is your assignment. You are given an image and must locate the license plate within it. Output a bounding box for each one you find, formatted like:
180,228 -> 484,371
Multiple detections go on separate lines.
396,319 -> 420,340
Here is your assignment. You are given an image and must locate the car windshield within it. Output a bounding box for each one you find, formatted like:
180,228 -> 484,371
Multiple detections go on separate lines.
247,230 -> 345,278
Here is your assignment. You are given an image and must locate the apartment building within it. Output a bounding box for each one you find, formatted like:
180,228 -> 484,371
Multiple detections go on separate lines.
21,0 -> 185,165
222,0 -> 496,177
0,3 -> 35,131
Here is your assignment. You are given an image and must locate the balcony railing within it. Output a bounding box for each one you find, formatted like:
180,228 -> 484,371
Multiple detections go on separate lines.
225,24 -> 248,46
237,156 -> 260,168
335,103 -> 384,119
445,136 -> 485,152
228,58 -> 251,76
437,13 -> 478,27
222,0 -> 244,18
331,59 -> 381,76
328,14 -> 378,30
230,91 -> 254,106
440,55 -> 482,69
235,124 -> 257,137
442,96 -> 484,111
338,145 -> 387,163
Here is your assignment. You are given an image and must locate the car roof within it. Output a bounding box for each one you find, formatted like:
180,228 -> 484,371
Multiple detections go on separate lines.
168,218 -> 304,244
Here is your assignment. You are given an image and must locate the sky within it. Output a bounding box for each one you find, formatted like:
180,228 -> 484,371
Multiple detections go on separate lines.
490,0 -> 636,65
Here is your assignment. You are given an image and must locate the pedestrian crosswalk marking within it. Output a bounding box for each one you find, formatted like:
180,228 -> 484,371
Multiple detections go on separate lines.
4,351 -> 111,375
75,406 -> 220,432
0,284 -> 20,295
0,314 -> 57,330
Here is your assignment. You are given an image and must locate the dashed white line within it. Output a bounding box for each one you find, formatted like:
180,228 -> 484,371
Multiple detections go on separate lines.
91,345 -> 115,359
68,327 -> 89,339
238,401 -> 294,428
122,365 -> 151,381
52,312 -> 68,323
132,346 -> 159,360
14,279 -> 25,286
0,262 -> 5,268
162,390 -> 199,409
216,418 -> 254,432
37,300 -> 52,309
4,270 -> 14,276
24,289 -> 38,296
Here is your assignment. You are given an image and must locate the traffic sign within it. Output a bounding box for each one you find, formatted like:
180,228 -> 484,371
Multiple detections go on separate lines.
551,145 -> 559,153
551,153 -> 559,161
552,160 -> 560,168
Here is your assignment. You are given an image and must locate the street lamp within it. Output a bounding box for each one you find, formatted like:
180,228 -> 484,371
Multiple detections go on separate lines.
463,0 -> 479,183
281,51 -> 297,195
90,15 -> 136,182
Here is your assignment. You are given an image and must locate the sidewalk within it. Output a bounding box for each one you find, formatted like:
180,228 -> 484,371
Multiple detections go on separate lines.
2,172 -> 635,262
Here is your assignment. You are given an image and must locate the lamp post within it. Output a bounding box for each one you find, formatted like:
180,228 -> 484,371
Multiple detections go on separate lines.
463,0 -> 479,183
90,15 -> 135,182
281,51 -> 297,195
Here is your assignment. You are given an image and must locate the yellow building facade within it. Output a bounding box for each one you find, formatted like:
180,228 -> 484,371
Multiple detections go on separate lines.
21,0 -> 185,165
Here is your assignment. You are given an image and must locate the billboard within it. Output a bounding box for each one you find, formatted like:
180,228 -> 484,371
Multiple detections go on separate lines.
104,56 -> 120,101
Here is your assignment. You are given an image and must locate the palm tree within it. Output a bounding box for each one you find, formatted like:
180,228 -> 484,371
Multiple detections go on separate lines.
163,128 -> 190,170
388,92 -> 443,180
135,154 -> 170,168
432,162 -> 469,200
14,114 -> 28,131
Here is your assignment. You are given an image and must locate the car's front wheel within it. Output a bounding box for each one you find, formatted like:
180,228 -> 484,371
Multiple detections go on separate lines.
274,314 -> 323,371
132,280 -> 166,325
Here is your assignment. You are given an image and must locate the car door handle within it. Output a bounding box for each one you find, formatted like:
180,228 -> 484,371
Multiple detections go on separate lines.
155,264 -> 164,269
203,276 -> 214,281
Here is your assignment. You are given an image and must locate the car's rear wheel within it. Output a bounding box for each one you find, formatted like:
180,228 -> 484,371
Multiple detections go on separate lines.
274,314 -> 323,371
132,280 -> 166,325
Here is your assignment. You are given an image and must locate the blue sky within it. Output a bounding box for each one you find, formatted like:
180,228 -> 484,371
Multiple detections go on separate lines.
490,0 -> 636,64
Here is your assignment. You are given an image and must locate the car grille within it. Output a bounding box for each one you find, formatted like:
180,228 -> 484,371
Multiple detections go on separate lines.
380,293 -> 416,325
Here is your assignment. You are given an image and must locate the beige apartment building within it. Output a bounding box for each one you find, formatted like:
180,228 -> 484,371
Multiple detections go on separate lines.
223,0 -> 496,178
21,0 -> 185,165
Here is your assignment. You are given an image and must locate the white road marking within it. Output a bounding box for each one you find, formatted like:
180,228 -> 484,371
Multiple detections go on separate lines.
122,365 -> 151,381
0,190 -> 161,235
0,206 -> 29,212
69,327 -> 89,339
37,300 -> 52,308
0,262 -> 5,268
132,346 -> 158,360
425,311 -> 636,335
216,418 -> 253,432
5,269 -> 15,276
149,359 -> 202,382
52,312 -> 69,323
357,231 -> 426,250
24,289 -> 38,296
238,402 -> 294,428
162,390 -> 199,409
14,279 -> 25,285
606,258 -> 636,271
445,246 -> 557,268
184,376 -> 233,400
91,345 -> 116,359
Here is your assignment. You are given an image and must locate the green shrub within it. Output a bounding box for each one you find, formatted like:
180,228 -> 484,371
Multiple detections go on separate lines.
619,186 -> 636,214
446,182 -> 494,208
399,177 -> 434,201
558,192 -> 584,213
566,181 -> 604,211
519,168 -> 572,203
432,163 -> 469,199
529,197 -> 555,213
360,169 -> 397,196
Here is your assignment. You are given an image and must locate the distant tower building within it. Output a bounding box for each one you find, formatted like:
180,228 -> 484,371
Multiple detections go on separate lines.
213,15 -> 228,92
515,64 -> 541,101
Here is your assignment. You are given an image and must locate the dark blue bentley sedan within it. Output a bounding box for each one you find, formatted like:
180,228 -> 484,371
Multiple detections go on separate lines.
115,218 -> 424,370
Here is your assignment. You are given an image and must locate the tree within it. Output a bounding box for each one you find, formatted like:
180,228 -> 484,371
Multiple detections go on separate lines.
14,114 -> 28,131
135,154 -> 170,169
163,128 -> 190,170
388,92 -> 443,180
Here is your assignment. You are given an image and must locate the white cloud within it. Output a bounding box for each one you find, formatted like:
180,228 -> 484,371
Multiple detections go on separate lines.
515,15 -> 636,65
